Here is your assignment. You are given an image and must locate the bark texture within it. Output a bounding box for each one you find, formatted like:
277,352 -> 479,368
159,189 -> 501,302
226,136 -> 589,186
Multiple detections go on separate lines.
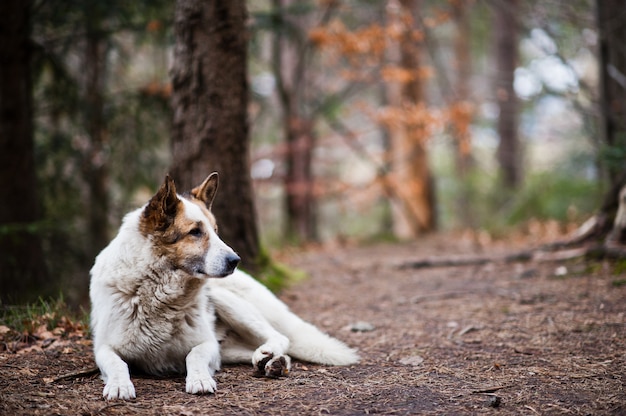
0,0 -> 49,302
170,0 -> 260,271
272,0 -> 318,243
82,30 -> 110,260
452,0 -> 474,227
393,0 -> 437,236
494,0 -> 521,189
596,0 -> 626,183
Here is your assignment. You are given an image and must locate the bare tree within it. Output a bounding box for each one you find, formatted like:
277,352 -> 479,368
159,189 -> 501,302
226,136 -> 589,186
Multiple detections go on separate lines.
569,0 -> 626,246
452,0 -> 473,174
391,0 -> 437,236
451,0 -> 475,227
493,0 -> 521,189
0,0 -> 50,302
539,0 -> 626,250
271,0 -> 323,243
170,0 -> 260,271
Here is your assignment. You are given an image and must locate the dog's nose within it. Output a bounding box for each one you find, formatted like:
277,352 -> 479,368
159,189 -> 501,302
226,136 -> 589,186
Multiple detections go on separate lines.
226,253 -> 240,271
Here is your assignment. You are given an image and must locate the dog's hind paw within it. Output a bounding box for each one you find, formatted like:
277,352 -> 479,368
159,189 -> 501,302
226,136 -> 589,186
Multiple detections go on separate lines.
253,353 -> 291,378
185,373 -> 217,394
103,380 -> 136,400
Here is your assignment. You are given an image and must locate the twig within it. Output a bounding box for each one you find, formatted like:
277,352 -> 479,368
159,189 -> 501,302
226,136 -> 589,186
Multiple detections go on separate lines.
471,385 -> 509,394
524,405 -> 541,414
52,365 -> 99,382
412,290 -> 480,304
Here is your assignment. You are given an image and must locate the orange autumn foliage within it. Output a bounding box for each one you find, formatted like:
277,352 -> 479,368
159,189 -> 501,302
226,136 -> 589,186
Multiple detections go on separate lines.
309,20 -> 387,58
448,101 -> 474,157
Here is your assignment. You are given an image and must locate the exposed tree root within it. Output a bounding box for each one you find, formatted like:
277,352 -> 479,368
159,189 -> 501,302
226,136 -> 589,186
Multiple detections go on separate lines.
398,243 -> 626,270
400,181 -> 626,270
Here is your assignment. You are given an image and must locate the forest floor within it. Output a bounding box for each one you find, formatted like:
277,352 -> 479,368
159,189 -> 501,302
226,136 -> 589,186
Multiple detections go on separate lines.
1,233 -> 625,415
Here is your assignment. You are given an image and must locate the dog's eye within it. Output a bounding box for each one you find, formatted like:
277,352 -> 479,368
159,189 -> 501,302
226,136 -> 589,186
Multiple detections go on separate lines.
188,227 -> 203,237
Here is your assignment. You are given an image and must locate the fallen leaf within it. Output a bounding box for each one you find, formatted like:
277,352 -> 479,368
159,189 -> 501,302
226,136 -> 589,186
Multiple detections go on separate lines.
16,345 -> 42,355
19,367 -> 38,377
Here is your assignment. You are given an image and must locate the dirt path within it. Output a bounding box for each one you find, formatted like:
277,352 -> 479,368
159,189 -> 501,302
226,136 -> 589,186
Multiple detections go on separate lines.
1,237 -> 625,415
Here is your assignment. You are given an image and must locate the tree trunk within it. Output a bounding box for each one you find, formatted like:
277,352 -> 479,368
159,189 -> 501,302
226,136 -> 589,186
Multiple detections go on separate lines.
598,0 -> 626,242
596,0 -> 626,184
82,31 -> 110,261
393,0 -> 437,236
284,117 -> 317,242
452,1 -> 472,174
170,0 -> 260,271
494,0 -> 521,189
451,0 -> 474,227
0,0 -> 50,303
272,0 -> 318,243
608,185 -> 626,245
565,0 -> 626,247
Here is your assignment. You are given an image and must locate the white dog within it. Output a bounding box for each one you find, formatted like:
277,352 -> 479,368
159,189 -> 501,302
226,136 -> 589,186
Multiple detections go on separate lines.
90,173 -> 358,400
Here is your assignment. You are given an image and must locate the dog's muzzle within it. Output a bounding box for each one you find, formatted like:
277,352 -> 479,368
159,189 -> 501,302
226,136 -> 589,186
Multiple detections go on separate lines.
222,253 -> 241,277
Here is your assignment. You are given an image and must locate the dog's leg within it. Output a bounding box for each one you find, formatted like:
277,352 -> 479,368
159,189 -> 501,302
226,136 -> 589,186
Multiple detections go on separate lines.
218,334 -> 292,377
211,287 -> 291,377
219,336 -> 256,363
95,344 -> 136,400
185,337 -> 220,394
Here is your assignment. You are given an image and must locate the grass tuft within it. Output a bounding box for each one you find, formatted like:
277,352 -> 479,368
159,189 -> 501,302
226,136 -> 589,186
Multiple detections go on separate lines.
0,295 -> 89,337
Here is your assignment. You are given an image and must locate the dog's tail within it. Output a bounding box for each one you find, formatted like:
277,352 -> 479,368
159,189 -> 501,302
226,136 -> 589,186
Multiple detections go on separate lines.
278,315 -> 359,366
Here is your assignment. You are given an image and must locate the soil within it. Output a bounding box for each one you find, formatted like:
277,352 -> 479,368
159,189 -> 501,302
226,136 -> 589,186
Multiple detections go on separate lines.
1,235 -> 625,415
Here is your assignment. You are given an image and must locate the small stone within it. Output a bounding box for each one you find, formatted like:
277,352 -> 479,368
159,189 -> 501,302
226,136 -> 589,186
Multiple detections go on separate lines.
488,395 -> 501,408
399,355 -> 424,366
350,321 -> 375,332
516,268 -> 538,279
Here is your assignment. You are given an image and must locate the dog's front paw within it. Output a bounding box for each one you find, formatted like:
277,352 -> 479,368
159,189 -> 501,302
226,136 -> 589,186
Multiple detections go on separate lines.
103,379 -> 136,400
253,351 -> 291,378
185,372 -> 217,395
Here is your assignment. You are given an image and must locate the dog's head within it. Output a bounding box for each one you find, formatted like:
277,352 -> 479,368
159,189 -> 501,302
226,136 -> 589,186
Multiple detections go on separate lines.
139,173 -> 240,278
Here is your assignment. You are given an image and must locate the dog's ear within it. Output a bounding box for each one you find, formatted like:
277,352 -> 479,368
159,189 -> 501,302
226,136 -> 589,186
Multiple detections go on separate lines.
142,175 -> 179,231
191,172 -> 219,210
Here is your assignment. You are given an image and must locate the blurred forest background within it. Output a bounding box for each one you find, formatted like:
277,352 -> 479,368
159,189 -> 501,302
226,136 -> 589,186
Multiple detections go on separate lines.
1,0 -> 625,306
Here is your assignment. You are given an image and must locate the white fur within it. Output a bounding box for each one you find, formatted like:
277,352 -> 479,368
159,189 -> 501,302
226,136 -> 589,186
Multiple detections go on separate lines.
90,189 -> 358,400
211,270 -> 360,367
90,207 -> 222,399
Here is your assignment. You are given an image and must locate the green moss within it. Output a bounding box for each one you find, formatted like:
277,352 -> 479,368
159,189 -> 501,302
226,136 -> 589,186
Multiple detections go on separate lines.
612,259 -> 626,275
248,246 -> 307,293
611,279 -> 626,288
585,261 -> 604,275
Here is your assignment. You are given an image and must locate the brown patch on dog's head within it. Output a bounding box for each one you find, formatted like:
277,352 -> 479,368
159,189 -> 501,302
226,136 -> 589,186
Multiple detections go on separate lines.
138,175 -> 209,274
140,175 -> 181,235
